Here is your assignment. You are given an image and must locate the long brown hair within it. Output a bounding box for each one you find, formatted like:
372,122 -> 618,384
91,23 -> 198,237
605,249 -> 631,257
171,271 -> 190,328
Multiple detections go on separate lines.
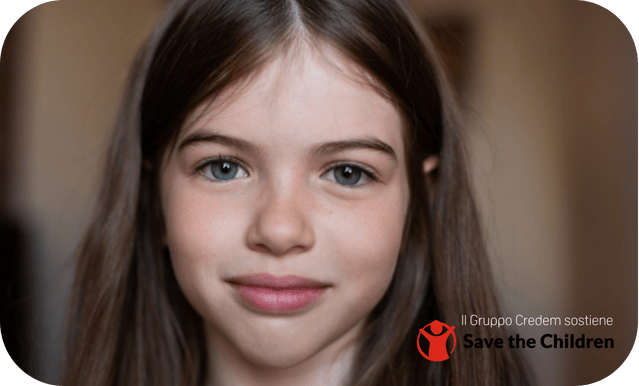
62,0 -> 532,385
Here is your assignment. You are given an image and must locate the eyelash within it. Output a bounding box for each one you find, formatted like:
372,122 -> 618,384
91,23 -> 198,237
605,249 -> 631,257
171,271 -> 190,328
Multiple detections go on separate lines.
321,161 -> 380,188
193,156 -> 380,187
194,155 -> 250,181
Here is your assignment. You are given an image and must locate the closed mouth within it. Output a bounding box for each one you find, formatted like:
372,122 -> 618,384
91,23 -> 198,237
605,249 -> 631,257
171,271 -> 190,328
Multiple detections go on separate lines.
226,273 -> 331,313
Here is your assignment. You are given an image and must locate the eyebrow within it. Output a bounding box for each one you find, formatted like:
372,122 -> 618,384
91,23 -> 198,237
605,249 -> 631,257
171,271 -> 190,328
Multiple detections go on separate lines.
178,129 -> 260,155
178,129 -> 397,161
310,138 -> 397,161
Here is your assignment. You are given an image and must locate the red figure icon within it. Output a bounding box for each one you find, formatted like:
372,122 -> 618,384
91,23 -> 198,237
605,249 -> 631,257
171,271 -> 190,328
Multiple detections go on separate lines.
417,320 -> 456,361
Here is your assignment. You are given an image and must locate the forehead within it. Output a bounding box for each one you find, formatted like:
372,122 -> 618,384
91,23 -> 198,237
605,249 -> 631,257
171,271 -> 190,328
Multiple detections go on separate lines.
177,44 -> 405,157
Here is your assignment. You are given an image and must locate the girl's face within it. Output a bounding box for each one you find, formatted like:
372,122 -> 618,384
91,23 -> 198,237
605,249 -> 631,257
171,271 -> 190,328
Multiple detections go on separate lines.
160,47 -> 409,371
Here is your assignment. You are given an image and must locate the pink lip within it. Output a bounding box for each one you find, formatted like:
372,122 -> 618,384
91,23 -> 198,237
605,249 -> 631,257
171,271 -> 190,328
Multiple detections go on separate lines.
227,273 -> 330,313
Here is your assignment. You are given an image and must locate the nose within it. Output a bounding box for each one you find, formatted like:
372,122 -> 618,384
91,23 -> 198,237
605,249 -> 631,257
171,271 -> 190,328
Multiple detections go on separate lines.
246,180 -> 315,257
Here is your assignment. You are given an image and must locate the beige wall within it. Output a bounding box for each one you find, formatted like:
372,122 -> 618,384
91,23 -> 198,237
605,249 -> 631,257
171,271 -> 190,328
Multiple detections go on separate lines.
4,0 -> 635,384
464,1 -> 635,384
8,0 -> 164,381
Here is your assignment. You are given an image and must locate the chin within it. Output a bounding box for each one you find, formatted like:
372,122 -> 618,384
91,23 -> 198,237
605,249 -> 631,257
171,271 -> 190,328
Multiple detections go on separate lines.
254,351 -> 310,369
231,320 -> 361,372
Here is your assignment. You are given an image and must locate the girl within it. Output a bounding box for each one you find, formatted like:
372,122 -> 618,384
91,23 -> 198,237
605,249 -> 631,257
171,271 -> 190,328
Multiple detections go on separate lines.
62,0 -> 532,385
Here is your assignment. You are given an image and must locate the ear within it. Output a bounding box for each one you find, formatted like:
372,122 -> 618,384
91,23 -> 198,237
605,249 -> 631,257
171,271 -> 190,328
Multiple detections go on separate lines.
422,155 -> 439,175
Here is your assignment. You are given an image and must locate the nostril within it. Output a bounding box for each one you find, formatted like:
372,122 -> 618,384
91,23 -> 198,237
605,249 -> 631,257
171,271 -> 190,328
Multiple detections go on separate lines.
249,241 -> 310,257
252,243 -> 271,254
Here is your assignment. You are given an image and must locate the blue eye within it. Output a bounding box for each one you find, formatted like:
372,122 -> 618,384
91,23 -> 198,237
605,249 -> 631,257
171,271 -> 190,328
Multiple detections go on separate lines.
201,159 -> 248,182
322,163 -> 375,187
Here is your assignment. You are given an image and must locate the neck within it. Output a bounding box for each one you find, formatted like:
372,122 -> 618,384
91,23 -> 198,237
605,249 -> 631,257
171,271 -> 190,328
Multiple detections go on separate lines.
204,322 -> 362,386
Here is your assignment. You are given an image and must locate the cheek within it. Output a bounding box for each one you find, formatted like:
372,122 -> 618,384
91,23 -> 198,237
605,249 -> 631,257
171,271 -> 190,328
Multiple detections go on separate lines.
163,189 -> 214,309
161,177 -> 246,314
165,188 -> 223,264
325,185 -> 407,306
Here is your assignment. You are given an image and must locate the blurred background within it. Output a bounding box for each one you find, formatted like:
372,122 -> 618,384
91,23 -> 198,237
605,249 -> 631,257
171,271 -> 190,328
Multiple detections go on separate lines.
0,0 -> 635,385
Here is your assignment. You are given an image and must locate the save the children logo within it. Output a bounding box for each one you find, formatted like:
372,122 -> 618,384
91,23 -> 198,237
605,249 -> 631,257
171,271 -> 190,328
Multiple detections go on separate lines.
417,320 -> 456,361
